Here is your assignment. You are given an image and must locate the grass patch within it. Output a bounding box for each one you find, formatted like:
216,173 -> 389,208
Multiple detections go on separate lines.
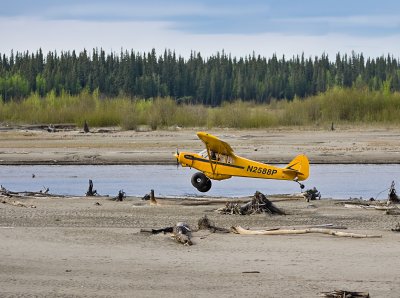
1,87 -> 400,128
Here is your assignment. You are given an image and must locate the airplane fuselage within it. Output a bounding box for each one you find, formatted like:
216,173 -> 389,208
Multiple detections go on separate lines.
177,152 -> 308,182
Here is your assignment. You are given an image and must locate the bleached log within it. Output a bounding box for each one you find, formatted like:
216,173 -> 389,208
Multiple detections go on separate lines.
375,205 -> 400,211
386,208 -> 400,215
343,204 -> 375,209
0,197 -> 36,208
231,226 -> 381,238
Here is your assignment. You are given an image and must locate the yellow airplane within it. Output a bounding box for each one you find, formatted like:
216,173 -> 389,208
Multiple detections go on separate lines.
175,132 -> 310,192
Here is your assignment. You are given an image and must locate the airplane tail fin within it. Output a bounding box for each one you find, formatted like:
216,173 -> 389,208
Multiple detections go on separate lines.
284,154 -> 310,181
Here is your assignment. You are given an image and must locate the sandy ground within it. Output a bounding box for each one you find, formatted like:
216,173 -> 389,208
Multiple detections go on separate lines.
1,126 -> 400,297
0,195 -> 399,297
1,125 -> 400,164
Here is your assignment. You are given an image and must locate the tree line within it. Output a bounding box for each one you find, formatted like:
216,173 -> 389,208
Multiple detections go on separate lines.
1,48 -> 399,104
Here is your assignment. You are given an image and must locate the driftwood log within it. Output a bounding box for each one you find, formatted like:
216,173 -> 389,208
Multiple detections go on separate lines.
1,186 -> 61,199
231,226 -> 382,238
344,203 -> 400,213
319,290 -> 369,297
218,191 -> 285,215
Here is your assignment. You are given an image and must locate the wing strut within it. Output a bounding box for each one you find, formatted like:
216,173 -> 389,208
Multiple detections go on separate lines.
205,145 -> 217,174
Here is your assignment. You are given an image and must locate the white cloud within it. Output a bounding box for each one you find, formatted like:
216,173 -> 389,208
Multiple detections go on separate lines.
274,15 -> 400,29
1,17 -> 399,59
44,2 -> 207,20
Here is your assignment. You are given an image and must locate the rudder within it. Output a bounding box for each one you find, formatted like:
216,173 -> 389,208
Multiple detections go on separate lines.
285,154 -> 309,181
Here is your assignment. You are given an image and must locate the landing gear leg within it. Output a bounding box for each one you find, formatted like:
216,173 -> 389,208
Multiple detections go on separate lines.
294,177 -> 305,190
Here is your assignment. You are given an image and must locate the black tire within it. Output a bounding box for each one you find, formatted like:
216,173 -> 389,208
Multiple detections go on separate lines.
197,179 -> 212,192
191,172 -> 208,189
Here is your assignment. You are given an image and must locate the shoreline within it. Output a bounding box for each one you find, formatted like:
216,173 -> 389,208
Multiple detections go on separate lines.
1,126 -> 400,165
2,160 -> 400,165
0,161 -> 400,167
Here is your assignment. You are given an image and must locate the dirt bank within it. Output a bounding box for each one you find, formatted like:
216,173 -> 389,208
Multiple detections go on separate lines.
1,126 -> 400,165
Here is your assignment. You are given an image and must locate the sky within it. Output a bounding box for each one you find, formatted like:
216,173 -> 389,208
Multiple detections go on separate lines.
1,0 -> 400,59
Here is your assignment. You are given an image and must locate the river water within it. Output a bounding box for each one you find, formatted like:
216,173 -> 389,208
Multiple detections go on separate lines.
1,165 -> 399,200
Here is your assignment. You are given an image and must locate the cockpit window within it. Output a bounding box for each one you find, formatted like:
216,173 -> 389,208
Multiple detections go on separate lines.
199,149 -> 208,158
199,149 -> 233,164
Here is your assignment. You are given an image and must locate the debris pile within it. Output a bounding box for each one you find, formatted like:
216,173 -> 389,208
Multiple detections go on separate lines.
392,222 -> 400,232
47,124 -> 56,132
217,191 -> 285,215
141,190 -> 156,205
303,187 -> 321,201
112,190 -> 126,201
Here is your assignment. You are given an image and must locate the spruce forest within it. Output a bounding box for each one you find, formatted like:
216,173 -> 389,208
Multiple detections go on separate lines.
1,49 -> 400,128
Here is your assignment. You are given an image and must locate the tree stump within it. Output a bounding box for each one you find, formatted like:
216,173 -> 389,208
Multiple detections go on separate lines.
86,179 -> 97,196
388,181 -> 399,203
83,120 -> 90,133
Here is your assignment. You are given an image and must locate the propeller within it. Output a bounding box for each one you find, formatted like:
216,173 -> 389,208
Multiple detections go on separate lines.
175,148 -> 180,168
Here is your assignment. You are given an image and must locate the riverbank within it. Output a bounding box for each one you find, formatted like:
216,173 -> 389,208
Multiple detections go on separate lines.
0,195 -> 399,297
1,125 -> 400,165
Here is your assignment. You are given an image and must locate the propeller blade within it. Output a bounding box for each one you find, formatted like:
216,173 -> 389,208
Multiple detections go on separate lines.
176,148 -> 180,168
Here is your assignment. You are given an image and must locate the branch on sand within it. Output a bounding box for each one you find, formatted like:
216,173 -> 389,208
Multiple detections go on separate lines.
197,215 -> 230,233
141,222 -> 193,246
319,289 -> 370,297
141,216 -> 230,245
231,226 -> 382,238
1,185 -> 62,200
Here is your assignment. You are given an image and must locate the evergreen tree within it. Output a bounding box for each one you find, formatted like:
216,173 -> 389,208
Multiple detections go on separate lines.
0,48 -> 399,103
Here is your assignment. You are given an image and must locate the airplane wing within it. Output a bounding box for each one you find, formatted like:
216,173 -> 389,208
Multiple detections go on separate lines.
197,132 -> 234,156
